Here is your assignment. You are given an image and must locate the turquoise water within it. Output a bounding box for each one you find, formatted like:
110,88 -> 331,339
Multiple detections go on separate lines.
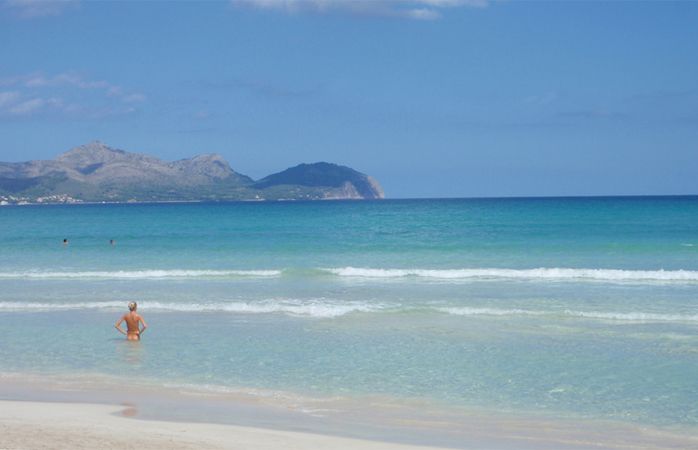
1,198 -> 697,428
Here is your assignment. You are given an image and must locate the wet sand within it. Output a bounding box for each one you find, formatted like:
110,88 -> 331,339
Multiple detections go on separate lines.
2,399 -> 697,450
0,375 -> 696,450
0,400 -> 451,450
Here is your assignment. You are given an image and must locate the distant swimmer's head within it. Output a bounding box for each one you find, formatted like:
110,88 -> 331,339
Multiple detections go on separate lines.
128,301 -> 137,311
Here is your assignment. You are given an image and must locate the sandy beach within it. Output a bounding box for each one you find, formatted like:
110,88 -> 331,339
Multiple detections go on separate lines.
0,400 -> 448,450
1,388 -> 697,450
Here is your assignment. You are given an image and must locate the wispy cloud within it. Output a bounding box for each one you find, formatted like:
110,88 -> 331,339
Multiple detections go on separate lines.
0,89 -> 46,116
556,109 -> 629,120
0,93 -> 72,116
196,77 -> 321,99
8,97 -> 45,115
0,91 -> 21,108
0,71 -> 145,118
2,0 -> 79,19
0,72 -> 145,103
121,93 -> 147,103
231,0 -> 487,20
524,91 -> 558,106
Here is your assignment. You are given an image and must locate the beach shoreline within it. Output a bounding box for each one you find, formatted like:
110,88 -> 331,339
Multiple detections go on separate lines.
0,400 -> 445,450
1,373 -> 696,450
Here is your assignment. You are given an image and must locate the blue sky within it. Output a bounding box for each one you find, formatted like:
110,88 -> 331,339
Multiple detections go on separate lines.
1,0 -> 696,198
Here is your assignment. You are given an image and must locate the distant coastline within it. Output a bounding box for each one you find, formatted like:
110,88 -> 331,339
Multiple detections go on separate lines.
0,196 -> 383,206
0,141 -> 385,204
2,193 -> 696,207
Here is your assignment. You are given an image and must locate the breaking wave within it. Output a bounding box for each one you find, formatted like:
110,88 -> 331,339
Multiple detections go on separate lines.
2,300 -> 696,323
437,307 -> 698,323
0,269 -> 281,280
3,267 -> 697,282
323,267 -> 698,282
0,299 -> 386,318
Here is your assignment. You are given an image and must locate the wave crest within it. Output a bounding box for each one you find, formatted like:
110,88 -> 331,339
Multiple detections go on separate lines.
0,269 -> 281,280
323,267 -> 698,282
3,267 -> 697,282
437,307 -> 698,323
2,300 -> 696,323
0,299 -> 384,318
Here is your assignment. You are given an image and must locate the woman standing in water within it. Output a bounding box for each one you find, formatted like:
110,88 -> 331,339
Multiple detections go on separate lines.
115,302 -> 148,341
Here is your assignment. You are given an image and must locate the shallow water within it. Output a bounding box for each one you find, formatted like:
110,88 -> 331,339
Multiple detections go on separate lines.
1,198 -> 697,429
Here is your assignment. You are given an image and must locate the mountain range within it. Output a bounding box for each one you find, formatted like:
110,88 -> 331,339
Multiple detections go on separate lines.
0,142 -> 384,203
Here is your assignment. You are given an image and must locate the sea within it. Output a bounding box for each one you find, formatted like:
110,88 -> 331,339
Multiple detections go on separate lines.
1,197 -> 697,439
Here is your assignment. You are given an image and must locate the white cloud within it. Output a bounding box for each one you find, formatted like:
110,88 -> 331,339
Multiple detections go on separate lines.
405,8 -> 441,20
0,93 -> 74,116
20,72 -> 112,90
8,97 -> 44,115
122,93 -> 146,103
1,71 -> 145,103
0,72 -> 145,118
419,0 -> 487,7
0,91 -> 21,107
2,0 -> 79,19
231,0 -> 487,20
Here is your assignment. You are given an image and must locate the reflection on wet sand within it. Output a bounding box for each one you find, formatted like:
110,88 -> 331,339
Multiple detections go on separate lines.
120,402 -> 138,417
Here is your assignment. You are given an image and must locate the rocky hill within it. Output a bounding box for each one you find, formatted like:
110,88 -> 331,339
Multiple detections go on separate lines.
254,162 -> 384,200
0,142 -> 384,203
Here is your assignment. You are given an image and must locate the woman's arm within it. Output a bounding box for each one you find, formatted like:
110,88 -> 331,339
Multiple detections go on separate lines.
139,316 -> 148,335
114,316 -> 127,335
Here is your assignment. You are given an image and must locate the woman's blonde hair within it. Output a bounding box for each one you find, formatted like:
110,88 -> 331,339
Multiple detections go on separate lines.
128,301 -> 137,311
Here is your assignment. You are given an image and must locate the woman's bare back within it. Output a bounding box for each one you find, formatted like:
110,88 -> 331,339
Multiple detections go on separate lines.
115,306 -> 148,341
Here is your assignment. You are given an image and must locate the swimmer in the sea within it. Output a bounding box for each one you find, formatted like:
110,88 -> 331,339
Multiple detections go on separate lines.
115,302 -> 148,341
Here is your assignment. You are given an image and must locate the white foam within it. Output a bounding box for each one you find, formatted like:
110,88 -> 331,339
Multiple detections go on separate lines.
324,267 -> 698,282
143,300 -> 383,318
562,310 -> 698,323
0,299 -> 384,318
0,301 -> 125,311
5,267 -> 696,282
437,307 -> 547,317
3,300 -> 696,323
0,269 -> 281,280
437,307 -> 698,323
